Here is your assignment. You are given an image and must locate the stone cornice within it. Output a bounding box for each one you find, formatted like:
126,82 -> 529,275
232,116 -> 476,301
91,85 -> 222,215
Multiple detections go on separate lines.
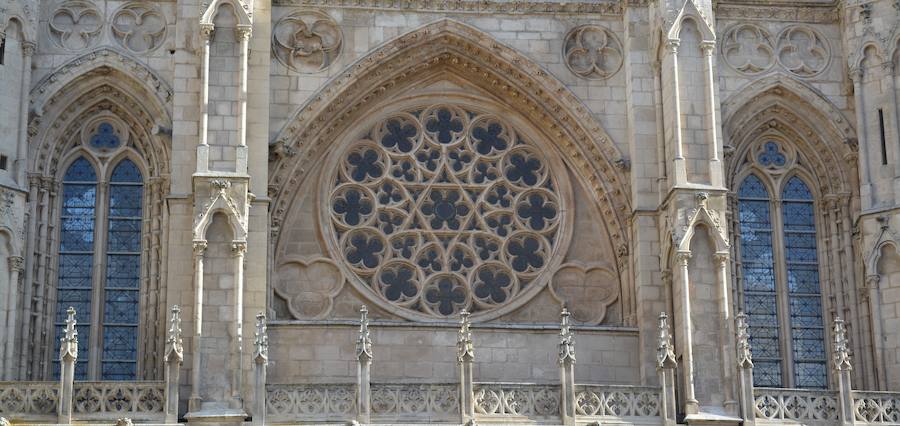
715,2 -> 839,23
271,0 -> 623,15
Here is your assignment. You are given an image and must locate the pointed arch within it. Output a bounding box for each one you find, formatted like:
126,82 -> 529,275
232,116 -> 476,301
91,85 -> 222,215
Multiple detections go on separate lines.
0,7 -> 37,44
663,0 -> 715,42
722,73 -> 857,197
200,0 -> 251,27
269,18 -> 632,268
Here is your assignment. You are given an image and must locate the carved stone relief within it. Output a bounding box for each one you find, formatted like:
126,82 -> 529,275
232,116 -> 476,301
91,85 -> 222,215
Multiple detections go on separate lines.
48,0 -> 103,50
110,3 -> 167,54
550,262 -> 618,325
563,25 -> 623,80
320,104 -> 573,321
722,24 -> 775,75
775,26 -> 830,77
272,10 -> 341,73
274,258 -> 344,319
720,24 -> 830,78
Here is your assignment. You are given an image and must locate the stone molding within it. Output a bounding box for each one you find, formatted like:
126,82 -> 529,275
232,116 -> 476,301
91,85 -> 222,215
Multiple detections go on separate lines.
271,0 -> 622,15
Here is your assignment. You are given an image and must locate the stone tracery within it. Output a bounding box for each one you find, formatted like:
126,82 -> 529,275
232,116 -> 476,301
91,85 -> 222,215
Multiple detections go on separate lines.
323,105 -> 572,319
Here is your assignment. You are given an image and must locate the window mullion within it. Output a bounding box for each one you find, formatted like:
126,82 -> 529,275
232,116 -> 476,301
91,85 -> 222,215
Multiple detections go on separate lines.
770,193 -> 795,388
89,180 -> 110,380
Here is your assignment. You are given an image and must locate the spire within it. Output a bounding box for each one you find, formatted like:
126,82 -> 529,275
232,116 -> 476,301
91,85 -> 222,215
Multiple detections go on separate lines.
457,309 -> 474,362
656,312 -> 677,369
356,305 -> 373,362
165,305 -> 184,363
254,312 -> 269,365
833,318 -> 852,371
735,311 -> 753,368
59,307 -> 78,361
558,307 -> 575,365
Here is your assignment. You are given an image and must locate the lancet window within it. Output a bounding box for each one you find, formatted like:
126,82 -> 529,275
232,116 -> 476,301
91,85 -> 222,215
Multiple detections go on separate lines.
736,140 -> 827,388
52,121 -> 145,380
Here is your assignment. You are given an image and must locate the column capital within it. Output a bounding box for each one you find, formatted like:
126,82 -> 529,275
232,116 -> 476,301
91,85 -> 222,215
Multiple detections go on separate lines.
7,256 -> 24,272
192,240 -> 208,256
865,274 -> 881,288
199,23 -> 215,41
236,25 -> 252,40
664,39 -> 680,54
882,61 -> 896,74
699,41 -> 716,56
675,250 -> 692,265
231,240 -> 247,255
713,252 -> 729,267
21,41 -> 36,57
849,67 -> 863,83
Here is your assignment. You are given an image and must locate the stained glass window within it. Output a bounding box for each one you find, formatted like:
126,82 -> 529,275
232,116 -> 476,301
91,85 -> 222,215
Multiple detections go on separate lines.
737,170 -> 827,389
738,175 -> 782,387
54,157 -> 97,380
782,176 -> 826,388
53,156 -> 144,381
102,159 -> 142,379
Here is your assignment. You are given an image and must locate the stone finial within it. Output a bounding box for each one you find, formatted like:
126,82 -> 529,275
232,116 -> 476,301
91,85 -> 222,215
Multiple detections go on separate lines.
356,305 -> 373,362
254,312 -> 268,365
115,418 -> 134,426
59,307 -> 78,361
165,305 -> 184,363
558,307 -> 576,364
735,311 -> 753,368
833,318 -> 852,371
457,309 -> 475,362
656,312 -> 676,369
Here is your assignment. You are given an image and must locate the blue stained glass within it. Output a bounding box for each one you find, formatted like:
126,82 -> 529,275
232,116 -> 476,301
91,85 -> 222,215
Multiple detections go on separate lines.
89,123 -> 122,150
63,158 -> 97,181
56,158 -> 97,379
781,176 -> 826,388
101,159 -> 143,380
738,175 -> 783,385
758,141 -> 787,167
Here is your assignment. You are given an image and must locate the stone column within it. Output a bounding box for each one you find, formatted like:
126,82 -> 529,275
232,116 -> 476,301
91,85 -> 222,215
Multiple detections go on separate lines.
850,69 -> 872,190
833,318 -> 854,426
714,251 -> 737,411
675,250 -> 699,414
58,307 -> 78,424
457,310 -> 475,424
235,26 -> 251,172
15,42 -> 34,186
558,308 -> 576,426
883,62 -> 900,176
663,39 -> 687,183
656,312 -> 677,426
253,313 -> 268,426
231,241 -> 247,406
864,274 -> 886,389
3,256 -> 23,378
197,24 -> 214,172
355,306 -> 372,424
190,240 -> 207,411
735,312 -> 755,426
165,305 -> 184,424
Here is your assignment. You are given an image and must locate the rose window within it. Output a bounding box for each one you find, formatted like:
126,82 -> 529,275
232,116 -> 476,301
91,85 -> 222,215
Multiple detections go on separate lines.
324,105 -> 572,319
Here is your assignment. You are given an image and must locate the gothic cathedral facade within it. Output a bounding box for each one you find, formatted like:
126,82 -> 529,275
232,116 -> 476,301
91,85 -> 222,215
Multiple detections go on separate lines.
1,0 -> 900,424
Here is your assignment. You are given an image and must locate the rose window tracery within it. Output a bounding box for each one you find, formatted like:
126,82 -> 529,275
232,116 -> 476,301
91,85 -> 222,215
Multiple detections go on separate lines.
323,105 -> 571,319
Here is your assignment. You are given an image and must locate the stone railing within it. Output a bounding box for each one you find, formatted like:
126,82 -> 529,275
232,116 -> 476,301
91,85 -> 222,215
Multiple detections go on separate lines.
71,381 -> 166,422
853,391 -> 900,424
371,383 -> 459,423
0,381 -> 59,422
266,383 -> 357,422
474,383 -> 560,421
575,384 -> 662,419
753,387 -> 840,424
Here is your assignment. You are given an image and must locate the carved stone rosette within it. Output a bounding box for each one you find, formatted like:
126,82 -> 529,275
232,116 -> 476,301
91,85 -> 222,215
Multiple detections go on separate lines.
272,10 -> 342,73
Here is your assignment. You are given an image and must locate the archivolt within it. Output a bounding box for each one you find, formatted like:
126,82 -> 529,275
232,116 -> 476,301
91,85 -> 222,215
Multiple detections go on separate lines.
269,19 -> 632,264
722,74 -> 857,196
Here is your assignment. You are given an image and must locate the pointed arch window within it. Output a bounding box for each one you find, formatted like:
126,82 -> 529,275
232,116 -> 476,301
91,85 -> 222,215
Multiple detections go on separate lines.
54,157 -> 144,380
737,165 -> 827,388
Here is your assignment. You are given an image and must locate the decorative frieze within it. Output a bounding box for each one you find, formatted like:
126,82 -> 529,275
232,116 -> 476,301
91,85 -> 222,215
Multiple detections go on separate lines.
270,0 -> 622,15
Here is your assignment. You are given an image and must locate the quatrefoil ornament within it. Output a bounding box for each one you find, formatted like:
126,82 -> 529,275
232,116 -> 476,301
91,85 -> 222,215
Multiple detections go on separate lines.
49,0 -> 103,50
111,3 -> 167,53
564,25 -> 623,80
272,10 -> 342,73
322,105 -> 573,320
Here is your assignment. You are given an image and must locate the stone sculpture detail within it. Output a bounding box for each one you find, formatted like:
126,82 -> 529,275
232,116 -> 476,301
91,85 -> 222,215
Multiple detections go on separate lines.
49,0 -> 103,50
110,3 -> 167,53
563,25 -> 623,80
272,10 -> 342,73
721,23 -> 830,77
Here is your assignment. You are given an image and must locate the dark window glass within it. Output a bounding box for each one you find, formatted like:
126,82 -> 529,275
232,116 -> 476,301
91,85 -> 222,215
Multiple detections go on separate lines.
782,176 -> 826,388
102,159 -> 142,380
54,157 -> 97,380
